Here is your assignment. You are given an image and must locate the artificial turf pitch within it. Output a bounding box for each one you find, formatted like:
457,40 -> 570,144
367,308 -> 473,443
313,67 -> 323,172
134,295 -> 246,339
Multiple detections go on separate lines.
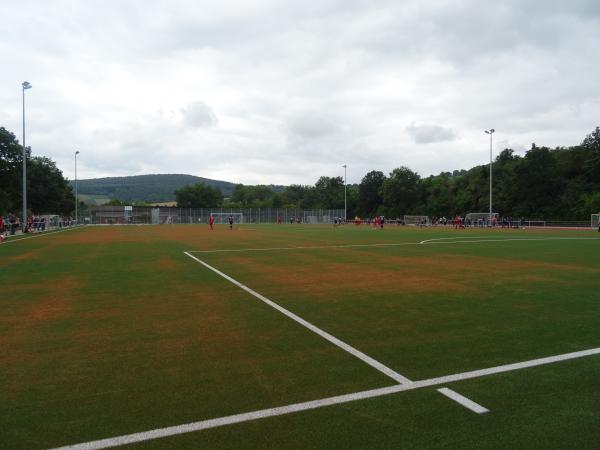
1,224 -> 599,449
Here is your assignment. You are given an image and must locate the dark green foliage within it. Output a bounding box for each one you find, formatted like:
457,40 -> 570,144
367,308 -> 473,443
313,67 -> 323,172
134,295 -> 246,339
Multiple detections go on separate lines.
381,167 -> 421,217
0,127 -> 27,213
27,157 -> 75,215
358,171 -> 385,217
175,183 -> 223,208
0,127 -> 73,215
314,176 -> 345,209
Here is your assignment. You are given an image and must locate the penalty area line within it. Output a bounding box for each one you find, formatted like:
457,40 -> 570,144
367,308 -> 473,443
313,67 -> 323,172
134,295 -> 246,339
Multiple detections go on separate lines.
184,251 -> 413,385
50,347 -> 600,450
185,236 -> 600,254
419,236 -> 600,245
437,388 -> 489,414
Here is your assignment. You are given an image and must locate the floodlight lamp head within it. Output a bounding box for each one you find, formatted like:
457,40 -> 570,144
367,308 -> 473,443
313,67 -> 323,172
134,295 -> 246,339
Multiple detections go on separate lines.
22,81 -> 32,89
75,150 -> 80,155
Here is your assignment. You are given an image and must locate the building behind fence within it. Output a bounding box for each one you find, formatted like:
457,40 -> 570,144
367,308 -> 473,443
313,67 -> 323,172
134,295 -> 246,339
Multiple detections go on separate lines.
89,206 -> 346,225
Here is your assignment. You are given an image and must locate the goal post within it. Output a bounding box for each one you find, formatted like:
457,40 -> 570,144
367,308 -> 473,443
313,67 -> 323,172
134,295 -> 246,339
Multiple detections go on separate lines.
521,220 -> 546,228
403,215 -> 430,226
207,212 -> 244,224
465,212 -> 499,226
592,214 -> 600,229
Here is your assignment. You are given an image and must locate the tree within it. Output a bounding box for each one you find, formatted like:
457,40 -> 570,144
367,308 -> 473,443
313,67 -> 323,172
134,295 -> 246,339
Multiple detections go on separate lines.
380,167 -> 421,217
358,170 -> 386,216
314,176 -> 344,208
27,157 -> 75,215
0,127 -> 28,214
175,183 -> 223,208
0,127 -> 74,215
582,126 -> 600,151
231,184 -> 274,207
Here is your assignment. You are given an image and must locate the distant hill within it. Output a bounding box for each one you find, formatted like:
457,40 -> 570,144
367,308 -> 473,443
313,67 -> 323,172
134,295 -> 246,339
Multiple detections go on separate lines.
72,174 -> 238,202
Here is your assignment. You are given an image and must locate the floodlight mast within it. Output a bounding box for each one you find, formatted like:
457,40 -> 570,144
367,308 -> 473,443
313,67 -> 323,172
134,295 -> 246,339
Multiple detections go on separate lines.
75,151 -> 80,224
485,129 -> 495,225
22,81 -> 32,232
342,164 -> 347,222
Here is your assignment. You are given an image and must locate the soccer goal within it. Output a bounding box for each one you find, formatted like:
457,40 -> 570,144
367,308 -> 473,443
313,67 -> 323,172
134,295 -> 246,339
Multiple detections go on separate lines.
465,212 -> 499,227
209,213 -> 244,224
403,215 -> 430,226
521,220 -> 546,228
592,214 -> 600,229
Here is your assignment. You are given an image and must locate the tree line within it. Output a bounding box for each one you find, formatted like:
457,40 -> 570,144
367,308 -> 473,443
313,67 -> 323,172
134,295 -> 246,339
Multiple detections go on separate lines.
2,123 -> 599,220
176,126 -> 600,220
0,127 -> 74,216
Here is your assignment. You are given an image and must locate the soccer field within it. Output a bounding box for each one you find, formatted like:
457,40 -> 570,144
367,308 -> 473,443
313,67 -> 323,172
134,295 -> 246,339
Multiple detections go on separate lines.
2,224 -> 600,449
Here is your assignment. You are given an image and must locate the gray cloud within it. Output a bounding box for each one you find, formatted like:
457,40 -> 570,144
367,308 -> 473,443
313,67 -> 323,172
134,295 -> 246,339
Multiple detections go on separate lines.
407,124 -> 457,145
181,102 -> 218,128
285,113 -> 340,139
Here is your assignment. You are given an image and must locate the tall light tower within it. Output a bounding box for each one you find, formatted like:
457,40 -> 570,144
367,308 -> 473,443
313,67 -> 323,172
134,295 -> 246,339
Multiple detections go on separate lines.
22,81 -> 32,232
342,164 -> 347,222
75,151 -> 80,224
484,129 -> 495,225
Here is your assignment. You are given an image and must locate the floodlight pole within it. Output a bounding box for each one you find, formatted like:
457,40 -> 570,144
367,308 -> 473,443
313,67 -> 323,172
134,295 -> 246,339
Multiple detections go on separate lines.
485,129 -> 495,225
75,151 -> 80,224
22,81 -> 32,232
342,164 -> 347,222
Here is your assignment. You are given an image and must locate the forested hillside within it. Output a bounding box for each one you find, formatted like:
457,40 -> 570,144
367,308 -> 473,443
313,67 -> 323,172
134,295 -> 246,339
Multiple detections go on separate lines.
73,174 -> 238,202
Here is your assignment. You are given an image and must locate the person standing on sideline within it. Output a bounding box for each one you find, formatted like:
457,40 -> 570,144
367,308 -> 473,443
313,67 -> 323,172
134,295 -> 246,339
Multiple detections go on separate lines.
209,214 -> 215,230
228,215 -> 234,230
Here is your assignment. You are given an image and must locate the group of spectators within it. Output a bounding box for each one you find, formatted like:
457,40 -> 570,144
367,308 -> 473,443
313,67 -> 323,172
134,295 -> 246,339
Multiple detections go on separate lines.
0,213 -> 79,239
0,213 -> 22,236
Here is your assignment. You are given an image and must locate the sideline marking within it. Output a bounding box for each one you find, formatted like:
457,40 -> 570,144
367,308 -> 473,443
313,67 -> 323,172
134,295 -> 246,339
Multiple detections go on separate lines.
437,388 -> 489,414
0,227 -> 80,245
184,251 -> 413,385
50,347 -> 600,450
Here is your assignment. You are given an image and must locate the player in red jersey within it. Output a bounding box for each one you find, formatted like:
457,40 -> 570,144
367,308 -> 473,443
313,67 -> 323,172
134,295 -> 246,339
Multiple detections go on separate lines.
209,214 -> 215,230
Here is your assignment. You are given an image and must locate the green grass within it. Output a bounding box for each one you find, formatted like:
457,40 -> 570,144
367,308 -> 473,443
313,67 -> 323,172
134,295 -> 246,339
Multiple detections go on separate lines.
1,224 -> 599,449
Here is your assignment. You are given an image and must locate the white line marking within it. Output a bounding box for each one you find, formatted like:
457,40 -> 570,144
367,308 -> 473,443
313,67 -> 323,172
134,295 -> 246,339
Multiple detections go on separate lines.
184,251 -> 413,385
187,237 -> 600,254
419,237 -> 600,245
0,227 -> 80,245
437,388 -> 489,414
50,347 -> 600,450
188,242 -> 422,254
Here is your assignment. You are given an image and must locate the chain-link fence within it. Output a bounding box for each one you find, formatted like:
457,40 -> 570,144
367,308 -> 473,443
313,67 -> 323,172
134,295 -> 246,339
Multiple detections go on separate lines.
89,206 -> 346,225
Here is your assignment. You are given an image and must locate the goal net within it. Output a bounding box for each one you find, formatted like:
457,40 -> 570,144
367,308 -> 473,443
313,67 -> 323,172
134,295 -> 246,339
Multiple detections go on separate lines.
208,213 -> 244,224
465,212 -> 498,226
403,215 -> 430,226
521,220 -> 546,228
592,214 -> 600,228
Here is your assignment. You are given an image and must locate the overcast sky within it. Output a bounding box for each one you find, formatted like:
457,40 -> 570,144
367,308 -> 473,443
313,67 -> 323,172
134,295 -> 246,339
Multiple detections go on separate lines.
1,0 -> 599,185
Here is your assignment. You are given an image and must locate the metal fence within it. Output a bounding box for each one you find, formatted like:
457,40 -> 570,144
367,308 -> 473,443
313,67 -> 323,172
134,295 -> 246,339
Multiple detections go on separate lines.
89,206 -> 346,225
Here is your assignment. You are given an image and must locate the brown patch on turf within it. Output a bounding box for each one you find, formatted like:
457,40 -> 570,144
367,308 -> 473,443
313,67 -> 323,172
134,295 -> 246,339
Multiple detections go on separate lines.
156,257 -> 178,270
223,255 -> 467,295
1,276 -> 80,371
219,250 -> 567,299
